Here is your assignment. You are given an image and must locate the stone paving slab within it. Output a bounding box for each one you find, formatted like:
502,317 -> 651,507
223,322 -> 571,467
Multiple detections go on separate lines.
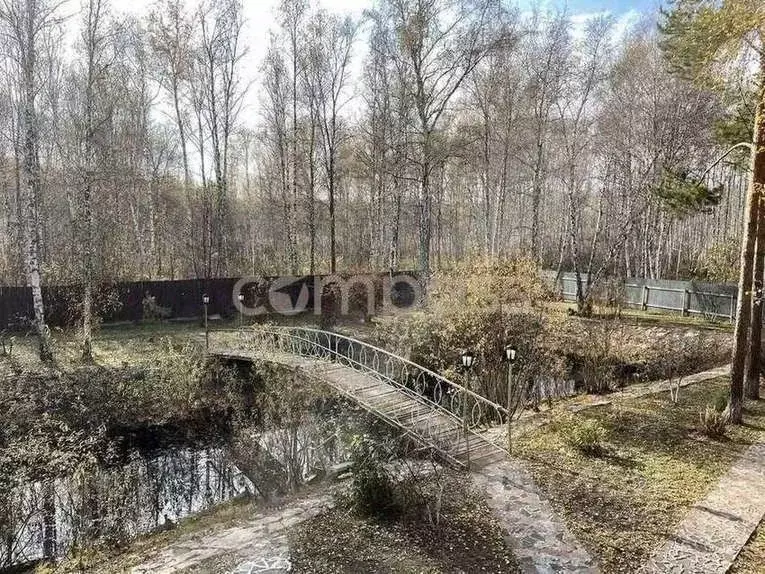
638,441 -> 765,574
471,459 -> 600,573
131,494 -> 333,574
230,554 -> 292,574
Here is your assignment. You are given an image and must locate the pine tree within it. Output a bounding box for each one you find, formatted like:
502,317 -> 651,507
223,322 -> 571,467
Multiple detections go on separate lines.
661,0 -> 765,422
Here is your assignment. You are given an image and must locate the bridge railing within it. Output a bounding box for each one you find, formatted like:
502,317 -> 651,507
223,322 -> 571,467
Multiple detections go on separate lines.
233,326 -> 509,447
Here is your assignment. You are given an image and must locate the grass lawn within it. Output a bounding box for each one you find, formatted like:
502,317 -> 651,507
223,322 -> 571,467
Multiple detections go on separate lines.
0,320 -> 207,377
731,521 -> 765,573
514,377 -> 765,574
545,301 -> 734,332
0,314 -> 378,377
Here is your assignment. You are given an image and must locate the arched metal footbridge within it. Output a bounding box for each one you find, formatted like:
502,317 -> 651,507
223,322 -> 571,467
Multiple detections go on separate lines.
208,326 -> 509,470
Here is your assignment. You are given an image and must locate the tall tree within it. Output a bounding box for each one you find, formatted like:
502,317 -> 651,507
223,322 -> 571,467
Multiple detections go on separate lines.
262,39 -> 298,273
525,11 -> 569,261
376,0 -> 510,274
75,0 -> 109,361
280,0 -> 306,275
149,0 -> 195,273
661,0 -> 765,422
306,10 -> 357,273
197,0 -> 246,278
0,0 -> 61,361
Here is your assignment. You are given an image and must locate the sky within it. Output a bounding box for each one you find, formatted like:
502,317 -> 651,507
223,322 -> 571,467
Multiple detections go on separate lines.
552,0 -> 657,12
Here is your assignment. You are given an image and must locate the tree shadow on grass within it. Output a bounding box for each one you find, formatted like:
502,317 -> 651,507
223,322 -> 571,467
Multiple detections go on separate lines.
393,481 -> 521,573
583,384 -> 758,469
290,480 -> 522,573
741,421 -> 765,432
514,380 -> 765,573
519,454 -> 676,573
600,450 -> 644,471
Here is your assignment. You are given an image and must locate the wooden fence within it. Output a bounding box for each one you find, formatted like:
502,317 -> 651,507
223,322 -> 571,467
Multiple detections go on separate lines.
551,272 -> 739,321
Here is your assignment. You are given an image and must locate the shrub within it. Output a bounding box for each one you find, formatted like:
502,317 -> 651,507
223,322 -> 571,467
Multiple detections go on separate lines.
349,434 -> 398,517
699,404 -> 729,437
565,320 -> 628,394
372,258 -> 568,412
712,389 -> 729,413
319,283 -> 341,330
427,257 -> 551,309
644,332 -> 729,384
142,293 -> 172,321
45,282 -> 123,328
571,354 -> 616,395
561,418 -> 608,456
0,331 -> 13,357
694,240 -> 739,283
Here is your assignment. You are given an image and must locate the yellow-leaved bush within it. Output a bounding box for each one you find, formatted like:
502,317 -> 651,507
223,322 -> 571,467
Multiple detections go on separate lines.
373,258 -> 568,409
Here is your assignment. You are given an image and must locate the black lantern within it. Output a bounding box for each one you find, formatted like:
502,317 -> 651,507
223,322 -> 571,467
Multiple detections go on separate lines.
505,345 -> 517,363
461,350 -> 475,369
202,294 -> 210,305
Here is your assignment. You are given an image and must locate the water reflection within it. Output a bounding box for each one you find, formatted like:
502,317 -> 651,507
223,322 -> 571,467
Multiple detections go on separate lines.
1,447 -> 253,571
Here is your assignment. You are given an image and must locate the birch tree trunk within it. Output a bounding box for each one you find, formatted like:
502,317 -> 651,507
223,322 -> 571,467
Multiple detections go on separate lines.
79,0 -> 104,363
19,0 -> 53,361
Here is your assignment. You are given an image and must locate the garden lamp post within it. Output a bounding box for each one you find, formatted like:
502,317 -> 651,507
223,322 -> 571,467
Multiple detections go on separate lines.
203,294 -> 210,350
238,292 -> 245,328
505,345 -> 518,452
460,350 -> 475,465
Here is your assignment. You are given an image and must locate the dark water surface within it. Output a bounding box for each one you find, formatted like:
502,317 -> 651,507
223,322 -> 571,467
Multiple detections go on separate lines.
0,445 -> 253,571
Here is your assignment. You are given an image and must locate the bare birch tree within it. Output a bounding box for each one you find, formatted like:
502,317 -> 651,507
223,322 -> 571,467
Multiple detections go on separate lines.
0,0 -> 61,360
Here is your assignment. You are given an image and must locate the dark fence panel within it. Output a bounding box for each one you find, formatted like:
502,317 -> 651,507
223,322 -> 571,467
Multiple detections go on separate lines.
0,272 -> 421,331
0,286 -> 33,330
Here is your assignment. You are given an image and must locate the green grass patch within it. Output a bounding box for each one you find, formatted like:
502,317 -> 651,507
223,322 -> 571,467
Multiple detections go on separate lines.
515,377 -> 765,573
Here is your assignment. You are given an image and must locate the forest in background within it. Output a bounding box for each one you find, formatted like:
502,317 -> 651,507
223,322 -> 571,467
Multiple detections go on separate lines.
0,0 -> 755,289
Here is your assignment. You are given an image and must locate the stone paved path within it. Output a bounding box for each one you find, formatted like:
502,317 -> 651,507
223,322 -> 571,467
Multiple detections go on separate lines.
638,441 -> 765,574
131,494 -> 333,574
471,459 -> 600,573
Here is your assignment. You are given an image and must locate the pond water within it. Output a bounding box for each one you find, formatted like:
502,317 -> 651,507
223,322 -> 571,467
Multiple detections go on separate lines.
0,445 -> 253,571
0,416 -> 358,573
